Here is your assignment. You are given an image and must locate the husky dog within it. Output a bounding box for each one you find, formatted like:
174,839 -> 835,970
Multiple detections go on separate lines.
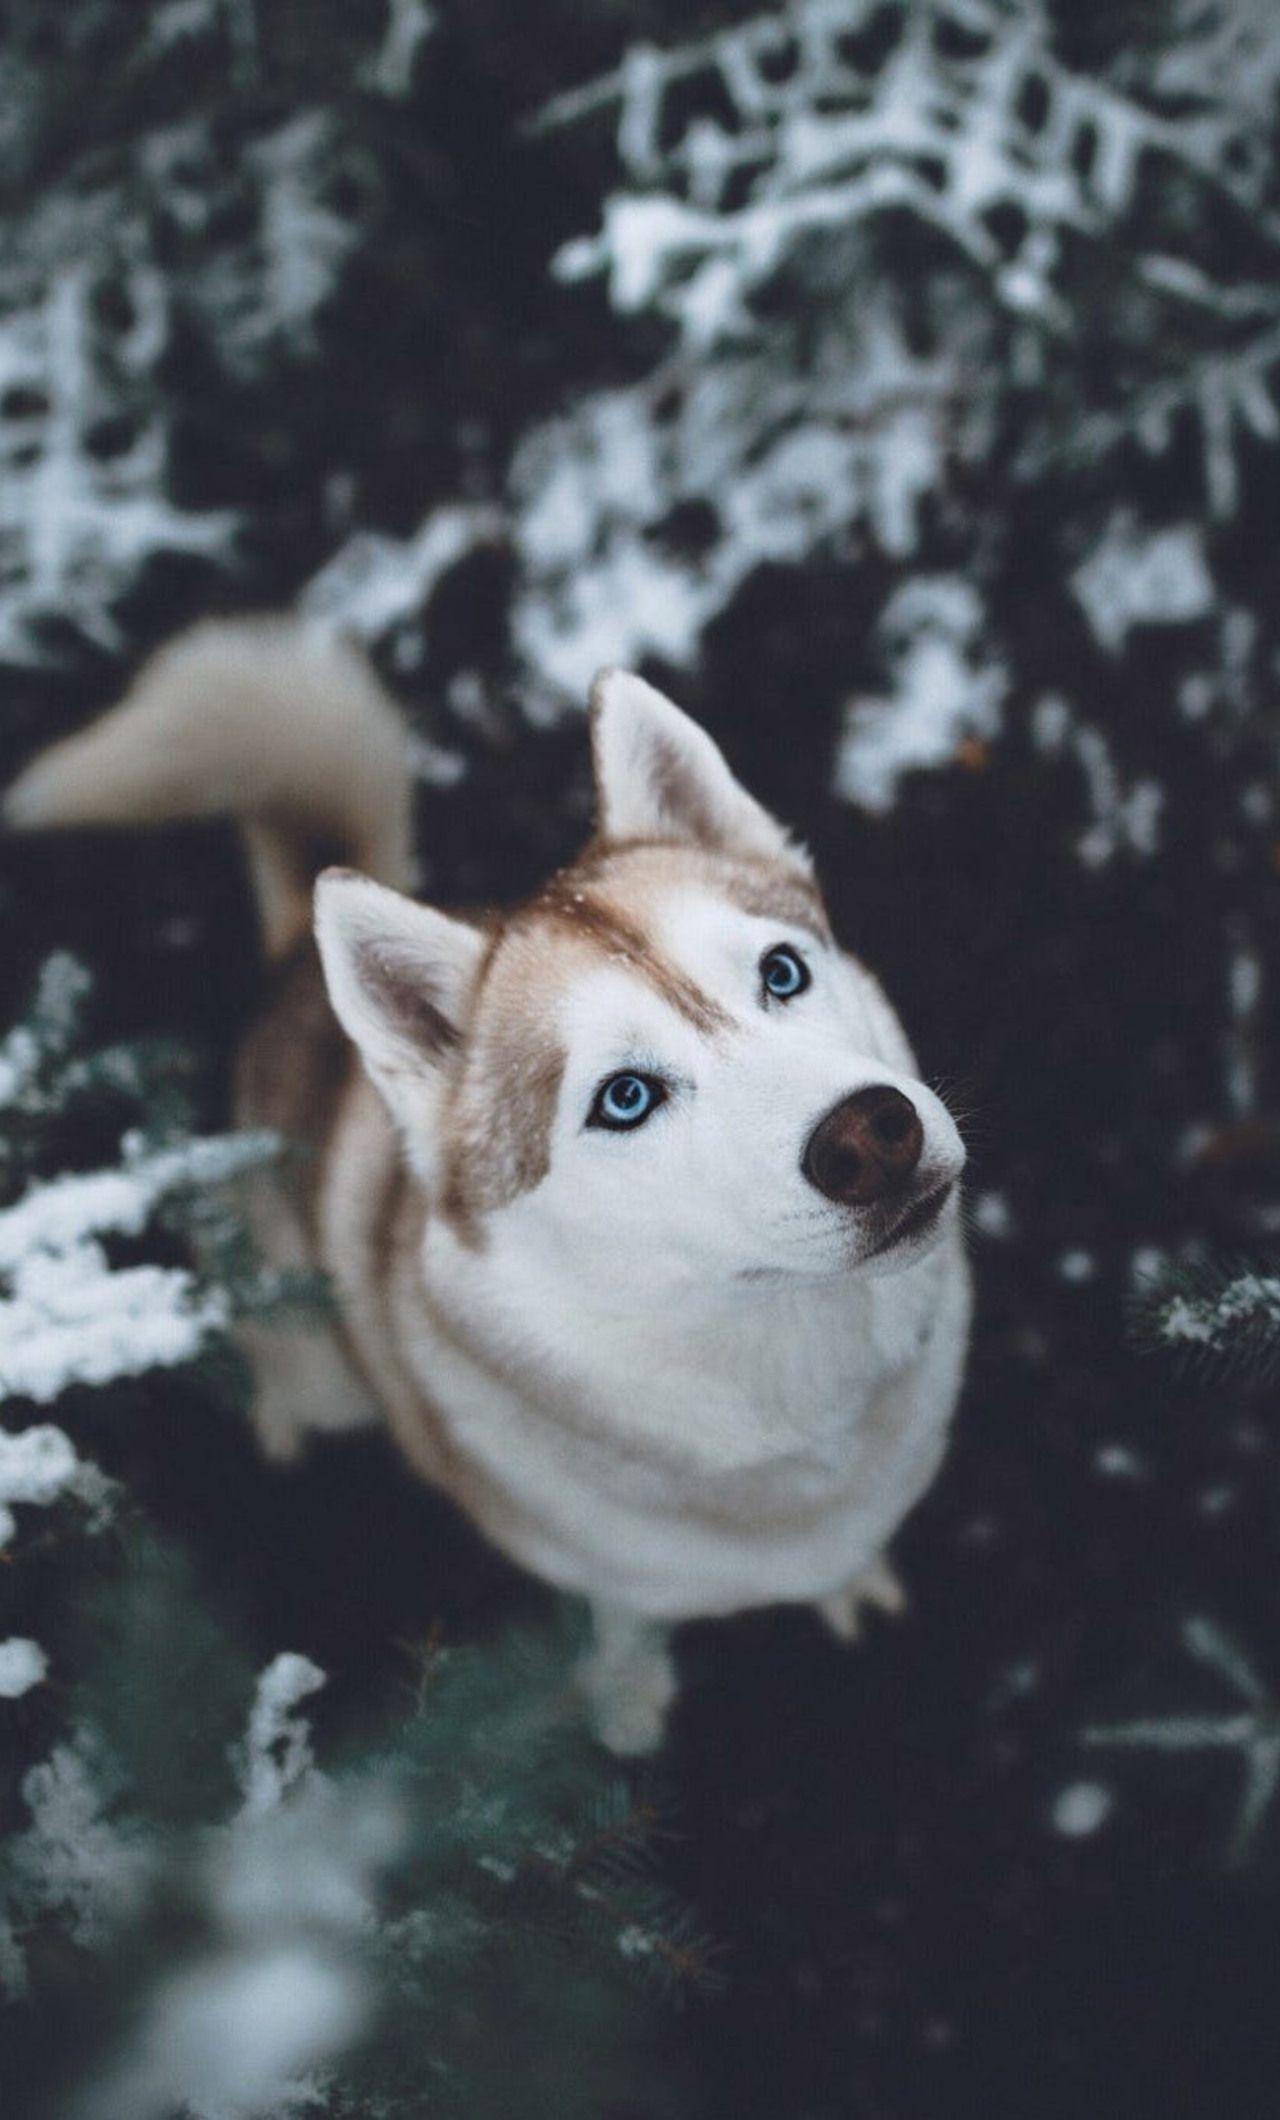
6,620 -> 970,1752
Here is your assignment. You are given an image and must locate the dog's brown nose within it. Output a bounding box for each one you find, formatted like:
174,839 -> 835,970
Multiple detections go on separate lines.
802,1086 -> 924,1206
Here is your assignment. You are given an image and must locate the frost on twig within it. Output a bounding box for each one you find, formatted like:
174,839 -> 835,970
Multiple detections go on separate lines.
237,1653 -> 328,1817
539,0 -> 1247,346
0,1637 -> 48,1698
0,267 -> 233,664
509,296 -> 967,703
0,1130 -> 279,1407
526,0 -> 1280,666
0,1422 -> 105,1549
1085,1617 -> 1280,1866
834,577 -> 1006,813
1071,517 -> 1215,656
1,1736 -> 153,1999
302,503 -> 504,648
360,0 -> 436,100
0,953 -> 282,1409
0,8 -> 383,667
1130,1257 -> 1280,1381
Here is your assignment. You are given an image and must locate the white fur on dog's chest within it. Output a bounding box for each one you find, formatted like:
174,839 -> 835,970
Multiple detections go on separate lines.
397,1220 -> 971,1619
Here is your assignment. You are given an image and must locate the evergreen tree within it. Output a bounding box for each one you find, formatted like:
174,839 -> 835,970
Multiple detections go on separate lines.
0,961 -> 706,2116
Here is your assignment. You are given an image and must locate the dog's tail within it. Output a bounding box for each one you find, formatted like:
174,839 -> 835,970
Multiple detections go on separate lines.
3,617 -> 414,959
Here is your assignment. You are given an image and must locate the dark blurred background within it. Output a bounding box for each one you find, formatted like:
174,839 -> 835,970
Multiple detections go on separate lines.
1,3 -> 1279,2116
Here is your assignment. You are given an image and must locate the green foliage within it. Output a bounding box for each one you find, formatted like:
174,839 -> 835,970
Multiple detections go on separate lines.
6,1531 -> 704,2119
0,960 -> 705,2117
1130,1253 -> 1280,1382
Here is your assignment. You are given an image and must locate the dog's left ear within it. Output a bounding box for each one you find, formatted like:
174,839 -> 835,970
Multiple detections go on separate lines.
589,668 -> 803,865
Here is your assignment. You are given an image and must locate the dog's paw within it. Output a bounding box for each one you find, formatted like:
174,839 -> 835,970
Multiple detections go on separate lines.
815,1556 -> 908,1644
578,1639 -> 676,1757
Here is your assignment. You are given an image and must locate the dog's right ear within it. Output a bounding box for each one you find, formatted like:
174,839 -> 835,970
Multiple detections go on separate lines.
314,869 -> 484,1090
588,667 -> 801,865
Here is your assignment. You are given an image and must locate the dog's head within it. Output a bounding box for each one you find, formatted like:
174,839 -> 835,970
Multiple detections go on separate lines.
315,671 -> 965,1288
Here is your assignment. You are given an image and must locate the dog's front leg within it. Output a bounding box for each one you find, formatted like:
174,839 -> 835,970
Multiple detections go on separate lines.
814,1554 -> 908,1643
578,1602 -> 676,1757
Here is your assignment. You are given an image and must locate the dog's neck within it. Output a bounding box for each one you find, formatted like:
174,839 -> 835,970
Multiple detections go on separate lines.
416,1206 -> 954,1476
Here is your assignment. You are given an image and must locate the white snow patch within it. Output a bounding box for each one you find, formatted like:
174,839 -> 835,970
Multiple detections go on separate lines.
834,578 -> 1005,813
543,0 -> 1201,346
301,503 -> 502,647
1198,1482 -> 1238,1518
1094,1443 -> 1148,1481
1051,1781 -> 1114,1838
510,302 -> 960,706
83,1946 -> 366,2120
971,1191 -> 1014,1240
1031,693 -> 1072,757
1225,928 -> 1261,1116
1071,516 -> 1215,655
0,1131 -> 274,1273
0,1247 -> 230,1405
1072,726 -> 1163,868
1129,1246 -> 1168,1287
238,1653 -> 328,1817
247,117 -> 363,358
1028,696 -> 1164,866
6,1739 -> 151,1967
0,1637 -> 48,1697
0,1422 -> 85,1547
0,268 -> 234,663
406,730 -> 467,789
0,1131 -> 275,1407
361,0 -> 435,99
1160,1272 -> 1280,1350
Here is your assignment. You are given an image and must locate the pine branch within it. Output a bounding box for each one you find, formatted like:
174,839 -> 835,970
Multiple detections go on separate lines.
1129,1254 -> 1280,1382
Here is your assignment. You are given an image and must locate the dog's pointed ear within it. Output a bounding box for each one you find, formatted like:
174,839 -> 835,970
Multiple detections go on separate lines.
589,668 -> 801,864
314,869 -> 484,1086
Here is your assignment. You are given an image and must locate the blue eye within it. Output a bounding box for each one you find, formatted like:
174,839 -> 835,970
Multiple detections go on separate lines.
761,944 -> 810,1002
589,1071 -> 665,1131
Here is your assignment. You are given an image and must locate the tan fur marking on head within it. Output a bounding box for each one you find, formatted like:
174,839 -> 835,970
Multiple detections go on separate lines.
534,881 -> 734,1040
565,838 -> 830,944
440,1029 -> 566,1238
714,862 -> 831,943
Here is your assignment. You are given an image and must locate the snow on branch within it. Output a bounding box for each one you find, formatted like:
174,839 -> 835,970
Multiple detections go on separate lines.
0,1422 -> 101,1549
0,1637 -> 48,1698
0,9 -> 388,667
1085,1616 -> 1280,1865
529,0 -> 1280,531
538,0 -> 1246,347
238,1653 -> 329,1816
1131,1257 -> 1280,1380
302,502 -> 504,646
1039,312 -> 1280,518
1158,1271 -> 1280,1356
509,296 -> 967,702
0,1129 -> 277,1275
834,576 -> 1006,812
0,267 -> 234,664
0,952 -> 92,1115
361,0 -> 436,100
0,1130 -> 279,1407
